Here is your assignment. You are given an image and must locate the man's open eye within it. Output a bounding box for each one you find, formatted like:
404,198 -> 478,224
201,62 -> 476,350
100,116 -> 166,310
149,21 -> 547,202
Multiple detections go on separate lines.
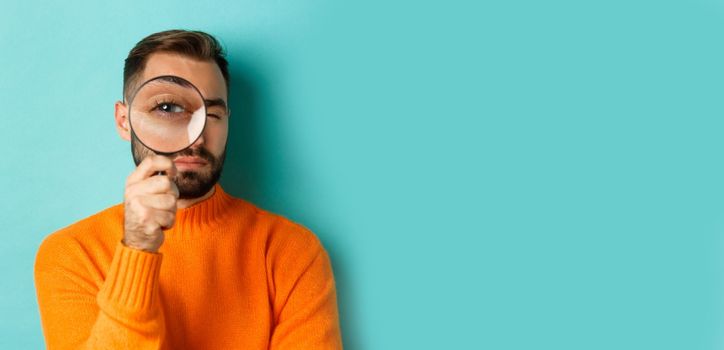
156,102 -> 185,114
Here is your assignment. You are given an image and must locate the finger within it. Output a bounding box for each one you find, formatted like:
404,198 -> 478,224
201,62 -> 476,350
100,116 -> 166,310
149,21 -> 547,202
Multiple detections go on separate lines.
167,162 -> 178,180
169,180 -> 179,198
139,194 -> 178,211
126,155 -> 176,185
125,176 -> 179,200
130,176 -> 179,197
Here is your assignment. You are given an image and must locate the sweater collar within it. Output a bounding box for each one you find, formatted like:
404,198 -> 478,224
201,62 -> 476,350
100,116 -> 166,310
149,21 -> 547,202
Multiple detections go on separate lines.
170,183 -> 235,235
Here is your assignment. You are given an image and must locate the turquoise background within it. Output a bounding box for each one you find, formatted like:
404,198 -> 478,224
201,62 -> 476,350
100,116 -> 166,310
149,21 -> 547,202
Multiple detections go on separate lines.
2,0 -> 724,348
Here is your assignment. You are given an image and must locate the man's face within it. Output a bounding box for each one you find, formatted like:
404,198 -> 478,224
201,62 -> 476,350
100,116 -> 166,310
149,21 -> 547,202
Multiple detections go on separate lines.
119,52 -> 230,199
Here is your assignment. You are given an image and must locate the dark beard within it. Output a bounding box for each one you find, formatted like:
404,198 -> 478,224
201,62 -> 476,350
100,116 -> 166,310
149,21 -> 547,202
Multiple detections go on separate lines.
131,133 -> 226,200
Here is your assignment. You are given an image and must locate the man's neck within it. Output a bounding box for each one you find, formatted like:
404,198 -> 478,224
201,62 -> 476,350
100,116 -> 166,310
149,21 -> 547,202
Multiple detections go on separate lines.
177,186 -> 216,209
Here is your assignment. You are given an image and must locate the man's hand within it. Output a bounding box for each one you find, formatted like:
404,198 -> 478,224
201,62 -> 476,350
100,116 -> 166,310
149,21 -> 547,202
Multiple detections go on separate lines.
122,155 -> 179,253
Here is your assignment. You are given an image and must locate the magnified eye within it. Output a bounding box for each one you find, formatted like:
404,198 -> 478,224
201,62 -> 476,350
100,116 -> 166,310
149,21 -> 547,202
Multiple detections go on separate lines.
155,102 -> 186,114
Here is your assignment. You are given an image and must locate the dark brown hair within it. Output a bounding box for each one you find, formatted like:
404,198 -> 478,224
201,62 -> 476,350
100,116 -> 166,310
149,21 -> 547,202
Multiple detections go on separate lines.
123,29 -> 229,102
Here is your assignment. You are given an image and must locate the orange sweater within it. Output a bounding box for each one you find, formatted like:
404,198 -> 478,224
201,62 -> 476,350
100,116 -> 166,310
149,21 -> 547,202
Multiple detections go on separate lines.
34,184 -> 343,349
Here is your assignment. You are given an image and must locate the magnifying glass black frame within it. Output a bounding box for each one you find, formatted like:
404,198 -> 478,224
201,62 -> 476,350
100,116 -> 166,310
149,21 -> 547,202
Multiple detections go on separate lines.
127,74 -> 208,156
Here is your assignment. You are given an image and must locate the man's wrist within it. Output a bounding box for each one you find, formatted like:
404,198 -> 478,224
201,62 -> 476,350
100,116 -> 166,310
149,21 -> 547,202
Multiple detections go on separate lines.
121,238 -> 159,253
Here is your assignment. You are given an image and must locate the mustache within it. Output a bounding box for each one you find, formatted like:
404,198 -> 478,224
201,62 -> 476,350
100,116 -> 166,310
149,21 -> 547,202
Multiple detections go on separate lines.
172,146 -> 216,164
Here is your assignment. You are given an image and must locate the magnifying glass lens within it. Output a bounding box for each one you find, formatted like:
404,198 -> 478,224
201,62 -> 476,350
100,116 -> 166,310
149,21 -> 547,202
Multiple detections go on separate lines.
128,76 -> 206,154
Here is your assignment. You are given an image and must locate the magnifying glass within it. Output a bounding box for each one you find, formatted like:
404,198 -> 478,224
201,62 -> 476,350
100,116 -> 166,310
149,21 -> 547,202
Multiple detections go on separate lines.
127,75 -> 207,155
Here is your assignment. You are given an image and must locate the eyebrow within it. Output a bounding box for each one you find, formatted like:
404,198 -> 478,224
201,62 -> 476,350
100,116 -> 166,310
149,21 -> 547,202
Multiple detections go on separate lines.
204,98 -> 227,111
156,75 -> 193,88
140,76 -> 228,111
158,76 -> 228,111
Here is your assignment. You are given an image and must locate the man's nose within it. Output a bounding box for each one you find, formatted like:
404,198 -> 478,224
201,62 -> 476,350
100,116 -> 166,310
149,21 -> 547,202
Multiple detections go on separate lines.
191,133 -> 205,147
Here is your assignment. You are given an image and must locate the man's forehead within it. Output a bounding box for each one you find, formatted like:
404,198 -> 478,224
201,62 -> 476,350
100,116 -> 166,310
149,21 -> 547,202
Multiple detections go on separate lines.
140,52 -> 227,100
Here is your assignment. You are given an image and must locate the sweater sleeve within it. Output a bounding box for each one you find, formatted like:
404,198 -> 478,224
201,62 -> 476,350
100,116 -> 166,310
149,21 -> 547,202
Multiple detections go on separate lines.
34,235 -> 167,350
268,227 -> 344,349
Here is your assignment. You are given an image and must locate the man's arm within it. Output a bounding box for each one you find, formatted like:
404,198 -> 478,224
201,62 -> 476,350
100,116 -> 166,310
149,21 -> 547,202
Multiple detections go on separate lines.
268,228 -> 343,349
35,235 -> 166,349
35,156 -> 180,349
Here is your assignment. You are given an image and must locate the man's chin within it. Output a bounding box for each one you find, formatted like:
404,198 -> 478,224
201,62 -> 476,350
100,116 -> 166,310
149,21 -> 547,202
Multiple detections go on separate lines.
174,169 -> 219,200
177,183 -> 215,200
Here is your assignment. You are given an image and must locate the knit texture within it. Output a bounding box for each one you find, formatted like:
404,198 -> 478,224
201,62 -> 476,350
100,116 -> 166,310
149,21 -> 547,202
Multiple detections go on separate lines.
34,184 -> 343,349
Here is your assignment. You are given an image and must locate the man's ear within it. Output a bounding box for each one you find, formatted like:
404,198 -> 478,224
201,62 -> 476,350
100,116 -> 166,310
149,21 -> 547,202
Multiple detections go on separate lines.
114,100 -> 131,141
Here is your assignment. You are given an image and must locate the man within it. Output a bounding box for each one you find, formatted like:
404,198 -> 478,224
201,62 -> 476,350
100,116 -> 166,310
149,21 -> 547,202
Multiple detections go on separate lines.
34,29 -> 343,349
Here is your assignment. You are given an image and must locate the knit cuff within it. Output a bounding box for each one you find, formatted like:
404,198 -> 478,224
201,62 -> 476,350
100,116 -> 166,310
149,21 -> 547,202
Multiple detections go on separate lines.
97,241 -> 163,320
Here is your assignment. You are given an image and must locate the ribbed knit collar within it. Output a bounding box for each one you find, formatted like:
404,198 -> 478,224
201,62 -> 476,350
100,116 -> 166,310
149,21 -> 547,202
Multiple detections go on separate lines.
169,183 -> 236,236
